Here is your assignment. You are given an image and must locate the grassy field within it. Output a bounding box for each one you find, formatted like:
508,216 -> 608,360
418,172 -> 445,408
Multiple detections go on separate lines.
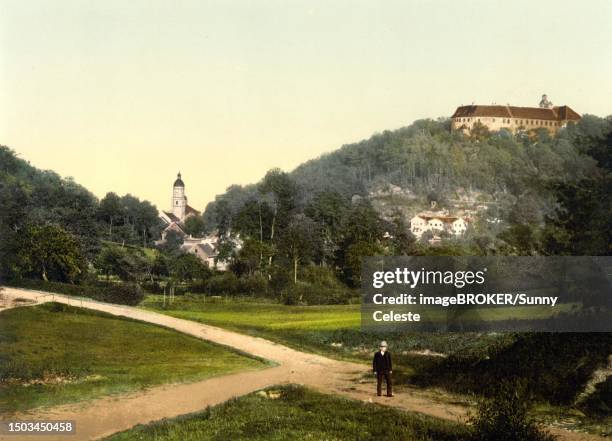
106,384 -> 469,441
141,295 -> 612,436
140,295 -> 511,390
141,295 -> 509,365
0,302 -> 266,414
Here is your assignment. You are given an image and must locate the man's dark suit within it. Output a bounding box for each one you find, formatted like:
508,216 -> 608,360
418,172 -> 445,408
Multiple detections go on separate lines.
372,350 -> 393,396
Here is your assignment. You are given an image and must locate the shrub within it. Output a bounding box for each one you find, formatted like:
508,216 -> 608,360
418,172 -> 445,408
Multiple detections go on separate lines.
141,281 -> 163,294
469,381 -> 556,441
278,266 -> 356,305
4,279 -> 143,306
579,376 -> 612,416
95,283 -> 144,306
238,273 -> 268,296
205,272 -> 239,295
280,279 -> 356,305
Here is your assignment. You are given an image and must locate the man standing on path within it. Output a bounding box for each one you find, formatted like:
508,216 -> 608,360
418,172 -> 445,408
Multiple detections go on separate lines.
373,341 -> 393,397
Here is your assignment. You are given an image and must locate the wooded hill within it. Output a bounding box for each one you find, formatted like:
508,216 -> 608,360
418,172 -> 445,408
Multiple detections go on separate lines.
204,115 -> 610,236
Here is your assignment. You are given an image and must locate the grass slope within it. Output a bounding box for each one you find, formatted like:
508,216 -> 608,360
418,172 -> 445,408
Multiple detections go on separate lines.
141,295 -> 506,364
106,385 -> 469,441
0,303 -> 265,414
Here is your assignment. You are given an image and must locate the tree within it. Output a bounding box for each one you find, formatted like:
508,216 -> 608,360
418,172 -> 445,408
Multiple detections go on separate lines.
470,121 -> 491,142
94,245 -> 127,280
17,224 -> 85,282
305,191 -> 350,265
499,223 -> 539,255
278,214 -> 317,284
386,211 -> 417,255
170,253 -> 211,284
542,128 -> 612,256
97,192 -> 124,238
158,230 -> 184,255
344,240 -> 384,287
336,200 -> 384,286
258,169 -> 298,266
184,215 -> 206,237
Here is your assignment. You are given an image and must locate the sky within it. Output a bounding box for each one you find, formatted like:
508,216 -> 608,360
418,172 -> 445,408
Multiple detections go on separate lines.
1,0 -> 611,210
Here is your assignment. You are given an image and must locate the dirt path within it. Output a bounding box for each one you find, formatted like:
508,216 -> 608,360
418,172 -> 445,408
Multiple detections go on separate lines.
0,287 -> 606,441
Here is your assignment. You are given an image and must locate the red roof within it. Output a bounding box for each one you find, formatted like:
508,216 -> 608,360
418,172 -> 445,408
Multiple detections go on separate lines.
452,105 -> 580,121
185,205 -> 201,217
414,215 -> 467,223
163,211 -> 180,222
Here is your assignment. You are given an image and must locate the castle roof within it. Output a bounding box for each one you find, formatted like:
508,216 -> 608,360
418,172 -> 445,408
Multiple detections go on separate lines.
452,105 -> 581,121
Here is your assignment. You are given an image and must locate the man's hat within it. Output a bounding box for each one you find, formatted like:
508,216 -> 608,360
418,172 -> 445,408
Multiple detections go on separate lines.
380,341 -> 388,347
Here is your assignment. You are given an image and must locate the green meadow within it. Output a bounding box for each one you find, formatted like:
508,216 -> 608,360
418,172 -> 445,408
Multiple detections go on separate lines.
0,303 -> 266,413
106,384 -> 469,441
141,295 -> 510,378
142,295 -> 612,437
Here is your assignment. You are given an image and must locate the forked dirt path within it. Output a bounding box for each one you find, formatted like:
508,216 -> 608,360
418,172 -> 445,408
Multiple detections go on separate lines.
0,288 -> 605,441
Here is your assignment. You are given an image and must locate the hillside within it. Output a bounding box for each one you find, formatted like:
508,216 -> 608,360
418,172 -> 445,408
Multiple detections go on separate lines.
203,115 -> 608,236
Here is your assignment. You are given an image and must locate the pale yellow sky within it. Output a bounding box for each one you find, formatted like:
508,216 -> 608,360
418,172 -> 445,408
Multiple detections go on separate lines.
1,0 -> 611,210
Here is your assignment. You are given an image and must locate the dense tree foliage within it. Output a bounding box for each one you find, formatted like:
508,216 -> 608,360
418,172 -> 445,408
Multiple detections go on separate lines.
2,114 -> 610,301
199,116 -> 611,299
0,145 -> 163,283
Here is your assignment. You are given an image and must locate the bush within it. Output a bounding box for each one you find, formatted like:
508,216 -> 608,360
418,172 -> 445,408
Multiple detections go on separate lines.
469,381 -> 556,441
278,266 -> 356,305
579,376 -> 612,416
4,279 -> 144,306
205,272 -> 239,295
238,273 -> 268,296
280,281 -> 355,305
141,281 -> 163,294
95,283 -> 144,306
411,333 -> 612,404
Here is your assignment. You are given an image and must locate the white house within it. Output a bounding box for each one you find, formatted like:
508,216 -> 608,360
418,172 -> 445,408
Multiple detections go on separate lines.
410,214 -> 469,239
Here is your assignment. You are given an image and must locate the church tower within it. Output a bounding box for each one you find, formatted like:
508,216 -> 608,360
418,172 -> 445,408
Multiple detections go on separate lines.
172,172 -> 187,221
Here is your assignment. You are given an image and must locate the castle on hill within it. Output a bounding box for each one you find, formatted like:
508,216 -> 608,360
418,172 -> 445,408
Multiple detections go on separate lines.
451,95 -> 580,134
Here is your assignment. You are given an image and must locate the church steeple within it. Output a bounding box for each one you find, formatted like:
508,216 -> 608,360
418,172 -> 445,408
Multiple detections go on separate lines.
173,172 -> 185,188
172,172 -> 187,221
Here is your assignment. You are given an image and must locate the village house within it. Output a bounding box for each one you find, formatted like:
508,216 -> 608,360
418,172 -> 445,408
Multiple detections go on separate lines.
451,95 -> 580,135
410,213 -> 469,239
